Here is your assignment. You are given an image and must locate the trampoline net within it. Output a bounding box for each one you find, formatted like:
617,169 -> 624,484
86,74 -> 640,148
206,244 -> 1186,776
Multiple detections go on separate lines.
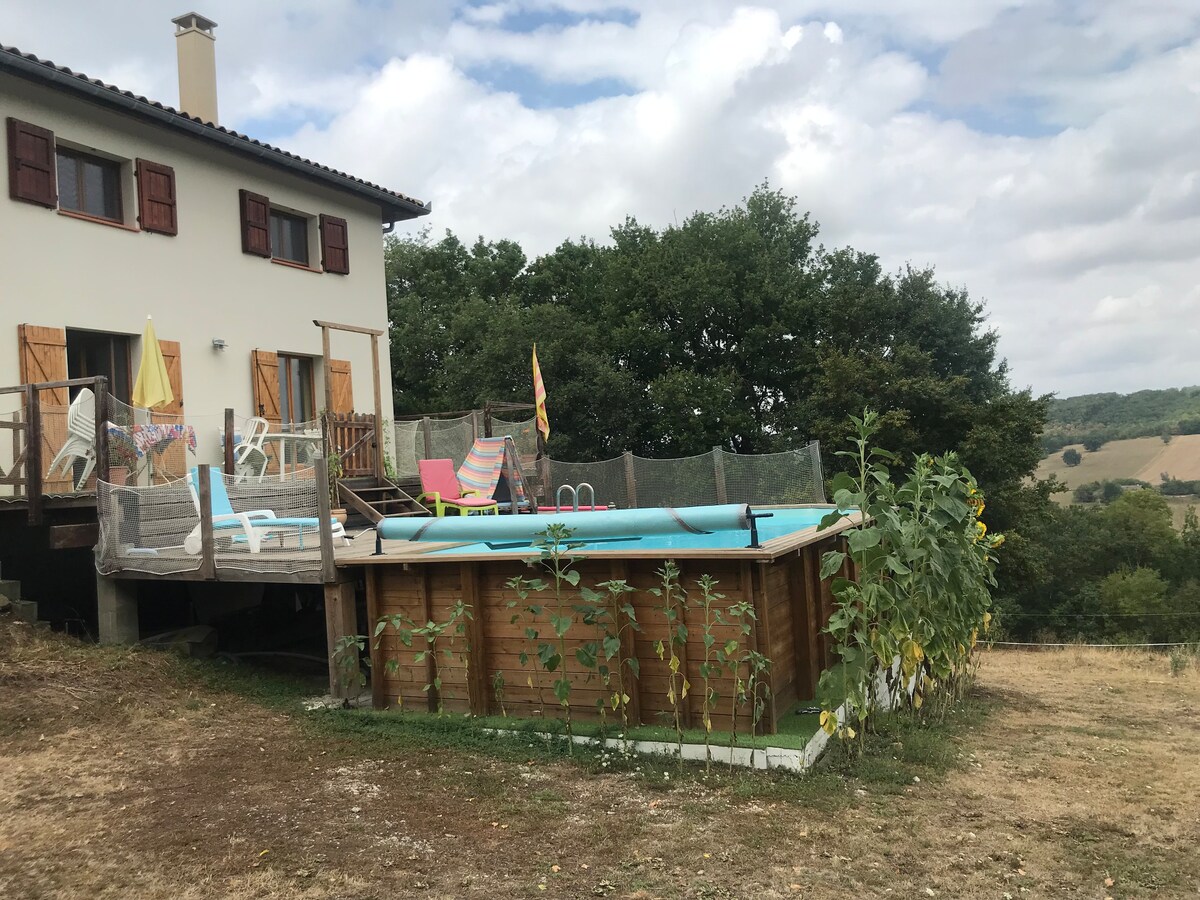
96,467 -> 327,577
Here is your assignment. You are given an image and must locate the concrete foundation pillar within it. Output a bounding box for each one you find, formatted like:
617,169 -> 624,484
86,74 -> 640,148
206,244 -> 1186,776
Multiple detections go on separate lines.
97,575 -> 139,645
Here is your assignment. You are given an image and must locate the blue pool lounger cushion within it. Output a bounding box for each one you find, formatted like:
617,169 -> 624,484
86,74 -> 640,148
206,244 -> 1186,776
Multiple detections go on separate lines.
376,504 -> 753,543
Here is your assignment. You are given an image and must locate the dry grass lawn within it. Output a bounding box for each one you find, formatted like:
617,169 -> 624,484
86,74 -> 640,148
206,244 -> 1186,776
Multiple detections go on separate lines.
2,621 -> 1199,899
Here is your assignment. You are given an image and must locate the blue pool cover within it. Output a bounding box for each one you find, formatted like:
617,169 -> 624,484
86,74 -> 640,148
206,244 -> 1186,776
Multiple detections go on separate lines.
375,505 -> 833,553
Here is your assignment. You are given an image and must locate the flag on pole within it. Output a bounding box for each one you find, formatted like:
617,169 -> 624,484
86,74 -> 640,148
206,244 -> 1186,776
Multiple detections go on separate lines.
532,344 -> 550,441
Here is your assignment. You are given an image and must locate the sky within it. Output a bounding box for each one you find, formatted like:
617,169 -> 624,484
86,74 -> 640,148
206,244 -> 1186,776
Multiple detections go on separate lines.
4,0 -> 1199,399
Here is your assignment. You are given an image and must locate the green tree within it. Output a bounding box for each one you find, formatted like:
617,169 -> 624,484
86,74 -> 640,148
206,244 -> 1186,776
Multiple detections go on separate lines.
1062,448 -> 1082,467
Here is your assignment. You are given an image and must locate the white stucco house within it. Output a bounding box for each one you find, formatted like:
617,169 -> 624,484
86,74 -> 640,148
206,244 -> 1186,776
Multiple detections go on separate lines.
1,13 -> 428,459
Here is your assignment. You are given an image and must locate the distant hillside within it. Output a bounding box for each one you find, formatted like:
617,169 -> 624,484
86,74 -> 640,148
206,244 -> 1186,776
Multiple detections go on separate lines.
1042,386 -> 1200,452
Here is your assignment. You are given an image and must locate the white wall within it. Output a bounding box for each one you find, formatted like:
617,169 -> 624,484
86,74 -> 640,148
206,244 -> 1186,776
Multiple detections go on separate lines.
0,77 -> 408,464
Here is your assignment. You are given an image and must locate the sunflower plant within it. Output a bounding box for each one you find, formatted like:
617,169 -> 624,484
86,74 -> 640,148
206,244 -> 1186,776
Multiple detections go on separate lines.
816,410 -> 1003,748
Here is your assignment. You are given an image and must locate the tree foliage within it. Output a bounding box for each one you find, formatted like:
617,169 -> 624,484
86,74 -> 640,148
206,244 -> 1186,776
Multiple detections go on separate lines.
386,185 -> 1047,490
994,491 -> 1200,643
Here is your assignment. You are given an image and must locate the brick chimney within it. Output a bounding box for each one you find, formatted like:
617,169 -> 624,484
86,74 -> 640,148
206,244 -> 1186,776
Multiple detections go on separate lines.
171,12 -> 218,124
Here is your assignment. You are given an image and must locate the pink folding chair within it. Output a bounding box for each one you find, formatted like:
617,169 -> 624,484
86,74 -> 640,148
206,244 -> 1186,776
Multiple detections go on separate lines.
416,458 -> 500,516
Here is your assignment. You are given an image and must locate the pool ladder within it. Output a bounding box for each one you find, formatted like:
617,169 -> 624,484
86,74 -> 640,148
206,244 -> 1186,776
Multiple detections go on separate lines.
553,482 -> 596,512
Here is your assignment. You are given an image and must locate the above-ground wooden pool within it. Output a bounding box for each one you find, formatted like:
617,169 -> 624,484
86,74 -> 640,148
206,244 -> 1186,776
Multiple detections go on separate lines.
360,505 -> 856,735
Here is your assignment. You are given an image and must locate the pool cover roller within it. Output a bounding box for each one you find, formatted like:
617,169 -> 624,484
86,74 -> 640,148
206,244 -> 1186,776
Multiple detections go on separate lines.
376,504 -> 754,543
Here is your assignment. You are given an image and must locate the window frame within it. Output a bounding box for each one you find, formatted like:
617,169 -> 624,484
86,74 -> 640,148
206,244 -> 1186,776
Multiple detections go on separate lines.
277,353 -> 316,427
269,208 -> 311,266
65,328 -> 134,404
55,146 -> 125,224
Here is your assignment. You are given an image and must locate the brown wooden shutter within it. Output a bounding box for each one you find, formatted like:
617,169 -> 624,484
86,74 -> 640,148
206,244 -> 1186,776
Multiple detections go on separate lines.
18,324 -> 71,492
239,189 -> 271,257
153,340 -> 184,415
136,159 -> 178,235
251,349 -> 282,426
7,118 -> 57,208
17,324 -> 68,404
319,214 -> 350,274
329,359 -> 353,414
147,339 -> 186,481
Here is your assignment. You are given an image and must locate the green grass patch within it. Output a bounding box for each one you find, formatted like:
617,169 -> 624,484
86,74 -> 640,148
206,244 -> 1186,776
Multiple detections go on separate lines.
169,654 -> 321,710
816,694 -> 993,790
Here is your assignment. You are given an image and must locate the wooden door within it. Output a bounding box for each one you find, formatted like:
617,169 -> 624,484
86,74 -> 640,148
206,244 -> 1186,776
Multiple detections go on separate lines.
17,324 -> 71,492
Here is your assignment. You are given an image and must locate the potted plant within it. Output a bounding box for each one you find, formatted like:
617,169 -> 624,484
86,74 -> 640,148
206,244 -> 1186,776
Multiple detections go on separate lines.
328,451 -> 347,525
107,432 -> 139,486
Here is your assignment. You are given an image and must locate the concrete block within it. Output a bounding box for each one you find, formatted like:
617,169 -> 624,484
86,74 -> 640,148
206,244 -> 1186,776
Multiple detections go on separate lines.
0,580 -> 20,602
11,599 -> 38,623
97,575 -> 139,645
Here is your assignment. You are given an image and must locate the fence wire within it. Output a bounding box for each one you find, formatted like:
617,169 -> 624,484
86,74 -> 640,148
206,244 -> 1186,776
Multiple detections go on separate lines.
96,467 -> 326,577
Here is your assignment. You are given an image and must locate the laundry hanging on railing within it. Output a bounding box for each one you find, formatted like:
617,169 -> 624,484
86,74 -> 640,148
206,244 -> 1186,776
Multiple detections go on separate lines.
106,422 -> 198,458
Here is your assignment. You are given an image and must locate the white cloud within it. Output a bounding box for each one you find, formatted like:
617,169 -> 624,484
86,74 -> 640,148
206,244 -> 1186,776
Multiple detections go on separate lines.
4,0 -> 1200,397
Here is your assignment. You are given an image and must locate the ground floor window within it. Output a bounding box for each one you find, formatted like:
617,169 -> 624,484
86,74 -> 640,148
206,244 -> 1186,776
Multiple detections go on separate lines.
278,354 -> 315,426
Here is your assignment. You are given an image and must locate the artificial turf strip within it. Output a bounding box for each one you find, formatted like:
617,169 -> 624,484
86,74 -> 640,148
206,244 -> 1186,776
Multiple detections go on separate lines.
333,703 -> 820,751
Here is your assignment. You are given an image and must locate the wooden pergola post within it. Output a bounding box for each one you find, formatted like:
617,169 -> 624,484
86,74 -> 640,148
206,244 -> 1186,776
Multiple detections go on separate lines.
313,319 -> 387,482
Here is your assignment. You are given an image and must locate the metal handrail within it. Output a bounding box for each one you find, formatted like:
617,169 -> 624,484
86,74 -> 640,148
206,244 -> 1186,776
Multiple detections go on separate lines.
555,483 -> 578,512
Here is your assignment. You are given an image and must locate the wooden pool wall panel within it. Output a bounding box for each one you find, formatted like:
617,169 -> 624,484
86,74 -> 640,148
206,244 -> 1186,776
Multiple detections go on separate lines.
366,536 -> 847,734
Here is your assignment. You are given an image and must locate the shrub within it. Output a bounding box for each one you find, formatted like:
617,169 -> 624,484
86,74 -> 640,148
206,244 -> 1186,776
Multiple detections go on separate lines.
1062,448 -> 1082,467
1083,437 -> 1104,452
1073,482 -> 1098,503
1160,475 -> 1199,496
1100,481 -> 1123,503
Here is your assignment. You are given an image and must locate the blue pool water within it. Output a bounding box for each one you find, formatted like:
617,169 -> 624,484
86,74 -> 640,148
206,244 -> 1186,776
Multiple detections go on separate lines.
430,507 -> 833,554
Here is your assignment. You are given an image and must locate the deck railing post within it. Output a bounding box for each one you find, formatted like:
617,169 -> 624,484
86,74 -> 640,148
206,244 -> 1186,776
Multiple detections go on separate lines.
26,385 -> 43,526
712,447 -> 727,505
315,455 -> 337,583
94,377 -> 110,486
623,451 -> 638,509
420,416 -> 433,461
223,408 -> 235,474
197,465 -> 216,580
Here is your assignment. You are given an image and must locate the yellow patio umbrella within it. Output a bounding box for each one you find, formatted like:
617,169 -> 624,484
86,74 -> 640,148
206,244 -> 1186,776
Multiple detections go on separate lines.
132,315 -> 174,409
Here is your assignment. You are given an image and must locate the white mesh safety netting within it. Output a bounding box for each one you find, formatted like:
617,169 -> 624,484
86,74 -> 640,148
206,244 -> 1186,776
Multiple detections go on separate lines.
0,392 -> 27,500
392,415 -> 538,479
96,466 -> 335,577
538,443 -> 825,510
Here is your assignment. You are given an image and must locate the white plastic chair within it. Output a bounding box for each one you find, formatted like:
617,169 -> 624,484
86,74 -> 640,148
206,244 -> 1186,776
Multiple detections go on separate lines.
46,387 -> 97,491
232,416 -> 270,482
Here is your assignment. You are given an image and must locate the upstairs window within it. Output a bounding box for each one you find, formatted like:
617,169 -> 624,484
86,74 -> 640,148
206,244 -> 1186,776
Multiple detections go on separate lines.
270,209 -> 309,265
239,188 -> 349,272
56,147 -> 123,223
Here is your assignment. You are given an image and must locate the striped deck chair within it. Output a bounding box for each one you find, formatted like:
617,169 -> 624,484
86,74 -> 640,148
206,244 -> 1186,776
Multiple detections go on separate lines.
457,436 -> 533,514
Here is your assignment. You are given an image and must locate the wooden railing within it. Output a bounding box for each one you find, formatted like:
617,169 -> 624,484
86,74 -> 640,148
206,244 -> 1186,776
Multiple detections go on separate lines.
326,412 -> 376,477
0,376 -> 109,524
